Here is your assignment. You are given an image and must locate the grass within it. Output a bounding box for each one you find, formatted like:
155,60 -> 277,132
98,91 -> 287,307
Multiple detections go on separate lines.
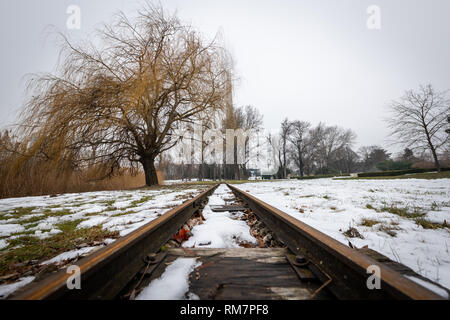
19,215 -> 46,225
378,224 -> 399,237
104,206 -> 118,212
0,207 -> 37,220
84,211 -> 104,217
110,210 -> 137,217
364,203 -> 447,231
43,209 -> 73,217
1,207 -> 75,226
103,200 -> 116,207
379,206 -> 426,219
130,195 -> 154,207
431,201 -> 440,211
24,222 -> 40,230
0,222 -> 119,278
415,218 -> 448,230
360,218 -> 381,227
334,171 -> 450,180
55,219 -> 85,232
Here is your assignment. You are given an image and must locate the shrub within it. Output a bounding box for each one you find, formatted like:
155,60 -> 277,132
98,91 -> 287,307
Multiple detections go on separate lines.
295,173 -> 351,180
376,160 -> 412,171
357,167 -> 450,178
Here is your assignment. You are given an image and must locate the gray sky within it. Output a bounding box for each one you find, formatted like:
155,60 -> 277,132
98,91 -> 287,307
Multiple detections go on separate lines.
1,0 -> 450,153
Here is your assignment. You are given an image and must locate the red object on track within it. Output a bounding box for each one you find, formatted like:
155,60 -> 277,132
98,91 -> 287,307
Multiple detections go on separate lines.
172,226 -> 190,243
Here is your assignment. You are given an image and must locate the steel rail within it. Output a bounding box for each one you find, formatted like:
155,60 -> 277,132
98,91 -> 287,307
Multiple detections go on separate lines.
227,184 -> 444,300
11,184 -> 219,300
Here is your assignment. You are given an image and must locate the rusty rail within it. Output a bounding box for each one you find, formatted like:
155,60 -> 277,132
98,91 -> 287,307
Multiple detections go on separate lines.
11,184 -> 219,300
227,184 -> 444,300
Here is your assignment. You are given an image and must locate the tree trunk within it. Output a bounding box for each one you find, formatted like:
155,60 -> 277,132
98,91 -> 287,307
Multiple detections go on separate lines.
233,137 -> 239,180
142,157 -> 159,186
430,146 -> 441,172
299,158 -> 304,177
424,127 -> 441,172
198,163 -> 204,181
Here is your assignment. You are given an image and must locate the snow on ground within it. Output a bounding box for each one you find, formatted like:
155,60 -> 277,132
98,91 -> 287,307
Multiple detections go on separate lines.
0,186 -> 205,243
136,258 -> 201,300
164,179 -> 213,185
0,185 -> 207,298
0,276 -> 35,299
0,224 -> 25,237
41,246 -> 102,265
138,185 -> 257,300
233,178 -> 450,289
183,184 -> 257,248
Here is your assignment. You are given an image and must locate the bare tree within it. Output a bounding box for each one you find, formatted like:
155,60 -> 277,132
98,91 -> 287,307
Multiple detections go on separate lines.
287,120 -> 311,177
221,104 -> 263,179
279,118 -> 293,178
19,4 -> 231,186
311,123 -> 356,174
387,84 -> 449,171
236,105 -> 263,178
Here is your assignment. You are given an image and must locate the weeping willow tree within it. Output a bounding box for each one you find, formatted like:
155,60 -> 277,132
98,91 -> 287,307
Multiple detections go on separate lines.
20,4 -> 231,186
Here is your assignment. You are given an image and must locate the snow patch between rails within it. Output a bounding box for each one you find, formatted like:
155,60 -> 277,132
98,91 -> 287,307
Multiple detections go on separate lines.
0,276 -> 35,299
136,258 -> 201,300
182,184 -> 257,248
183,206 -> 257,248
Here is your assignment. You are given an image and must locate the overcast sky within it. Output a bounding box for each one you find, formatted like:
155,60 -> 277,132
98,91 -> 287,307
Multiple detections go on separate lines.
1,0 -> 449,152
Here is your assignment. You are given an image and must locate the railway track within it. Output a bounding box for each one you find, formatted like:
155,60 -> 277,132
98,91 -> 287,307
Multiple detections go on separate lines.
9,183 -> 446,300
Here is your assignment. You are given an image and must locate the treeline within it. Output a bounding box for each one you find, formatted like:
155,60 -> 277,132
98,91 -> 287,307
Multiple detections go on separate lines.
156,115 -> 449,181
157,103 -> 264,181
266,118 -> 449,179
267,120 -> 357,178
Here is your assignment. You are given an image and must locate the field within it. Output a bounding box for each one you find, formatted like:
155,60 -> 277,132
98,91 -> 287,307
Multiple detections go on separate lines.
232,178 -> 450,289
336,171 -> 450,180
0,184 -> 209,298
1,176 -> 449,299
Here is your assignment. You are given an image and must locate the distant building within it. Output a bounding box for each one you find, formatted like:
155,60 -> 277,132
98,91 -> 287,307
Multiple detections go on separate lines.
247,168 -> 261,179
261,170 -> 277,180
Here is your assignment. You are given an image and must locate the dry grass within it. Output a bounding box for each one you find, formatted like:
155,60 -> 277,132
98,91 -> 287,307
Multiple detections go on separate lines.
360,218 -> 381,227
0,165 -> 146,199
